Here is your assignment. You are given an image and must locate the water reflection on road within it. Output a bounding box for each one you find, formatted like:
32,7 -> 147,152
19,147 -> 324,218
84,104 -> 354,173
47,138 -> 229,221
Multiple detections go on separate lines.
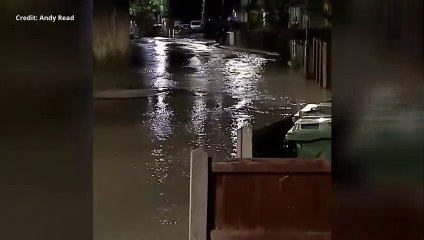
94,37 -> 330,240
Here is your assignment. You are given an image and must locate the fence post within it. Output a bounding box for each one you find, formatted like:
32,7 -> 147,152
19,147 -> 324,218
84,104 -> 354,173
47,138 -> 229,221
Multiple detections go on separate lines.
317,40 -> 322,85
327,41 -> 331,89
312,38 -> 316,78
314,38 -> 319,82
189,149 -> 210,240
308,40 -> 313,77
236,126 -> 253,158
315,39 -> 319,83
322,43 -> 327,89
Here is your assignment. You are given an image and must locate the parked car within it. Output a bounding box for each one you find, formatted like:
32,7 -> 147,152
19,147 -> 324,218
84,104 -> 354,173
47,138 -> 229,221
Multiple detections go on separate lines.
190,20 -> 203,32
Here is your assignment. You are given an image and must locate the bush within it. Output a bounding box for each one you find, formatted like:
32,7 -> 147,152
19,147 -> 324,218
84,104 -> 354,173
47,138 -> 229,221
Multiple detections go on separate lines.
134,11 -> 156,37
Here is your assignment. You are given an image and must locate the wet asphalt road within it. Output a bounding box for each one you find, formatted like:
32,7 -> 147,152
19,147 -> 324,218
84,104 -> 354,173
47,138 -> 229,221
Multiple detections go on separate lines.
94,37 -> 330,240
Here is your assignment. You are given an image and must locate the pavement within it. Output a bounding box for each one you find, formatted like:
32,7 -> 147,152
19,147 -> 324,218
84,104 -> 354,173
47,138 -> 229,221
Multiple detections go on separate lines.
217,45 -> 280,57
93,89 -> 162,99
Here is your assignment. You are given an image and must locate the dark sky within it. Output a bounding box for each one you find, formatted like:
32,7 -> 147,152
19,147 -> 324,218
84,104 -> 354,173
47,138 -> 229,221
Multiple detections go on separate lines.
169,0 -> 241,22
169,0 -> 203,22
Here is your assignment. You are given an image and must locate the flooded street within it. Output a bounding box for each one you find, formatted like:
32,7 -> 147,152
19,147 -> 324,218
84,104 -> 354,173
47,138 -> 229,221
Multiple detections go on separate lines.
94,37 -> 330,240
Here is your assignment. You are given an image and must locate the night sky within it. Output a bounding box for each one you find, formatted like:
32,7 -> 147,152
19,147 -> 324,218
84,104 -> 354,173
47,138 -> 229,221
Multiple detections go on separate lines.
169,0 -> 203,22
169,0 -> 241,22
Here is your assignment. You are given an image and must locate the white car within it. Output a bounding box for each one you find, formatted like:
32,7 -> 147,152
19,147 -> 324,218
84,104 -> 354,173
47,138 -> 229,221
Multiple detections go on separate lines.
190,20 -> 203,32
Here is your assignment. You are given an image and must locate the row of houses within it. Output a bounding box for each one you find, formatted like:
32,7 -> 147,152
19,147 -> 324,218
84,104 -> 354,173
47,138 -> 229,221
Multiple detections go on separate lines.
287,0 -> 332,89
219,0 -> 331,89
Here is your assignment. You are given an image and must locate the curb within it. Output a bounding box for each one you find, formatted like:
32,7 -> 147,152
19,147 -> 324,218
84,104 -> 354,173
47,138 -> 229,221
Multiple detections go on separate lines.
218,46 -> 280,57
93,89 -> 164,99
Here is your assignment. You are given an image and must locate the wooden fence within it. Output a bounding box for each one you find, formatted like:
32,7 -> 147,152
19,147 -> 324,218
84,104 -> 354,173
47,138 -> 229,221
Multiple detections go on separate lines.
288,38 -> 331,90
188,126 -> 331,240
189,149 -> 331,240
311,38 -> 331,89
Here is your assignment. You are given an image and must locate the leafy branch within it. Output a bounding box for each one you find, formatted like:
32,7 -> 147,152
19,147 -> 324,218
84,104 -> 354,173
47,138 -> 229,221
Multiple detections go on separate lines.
130,0 -> 161,15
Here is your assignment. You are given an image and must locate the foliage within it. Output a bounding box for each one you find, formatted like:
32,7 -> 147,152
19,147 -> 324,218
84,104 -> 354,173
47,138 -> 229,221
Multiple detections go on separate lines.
130,0 -> 161,15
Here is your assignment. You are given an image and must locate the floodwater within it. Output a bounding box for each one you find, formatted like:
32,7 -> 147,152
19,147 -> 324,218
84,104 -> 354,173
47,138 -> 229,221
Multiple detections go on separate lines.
94,37 -> 330,240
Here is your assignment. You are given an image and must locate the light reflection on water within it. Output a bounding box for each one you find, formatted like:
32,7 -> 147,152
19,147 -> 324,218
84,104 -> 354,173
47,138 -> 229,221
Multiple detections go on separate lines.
144,93 -> 173,141
140,38 -> 313,227
223,54 -> 266,99
94,38 -> 330,240
222,53 -> 268,157
143,91 -> 181,227
190,95 -> 207,146
150,39 -> 175,89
